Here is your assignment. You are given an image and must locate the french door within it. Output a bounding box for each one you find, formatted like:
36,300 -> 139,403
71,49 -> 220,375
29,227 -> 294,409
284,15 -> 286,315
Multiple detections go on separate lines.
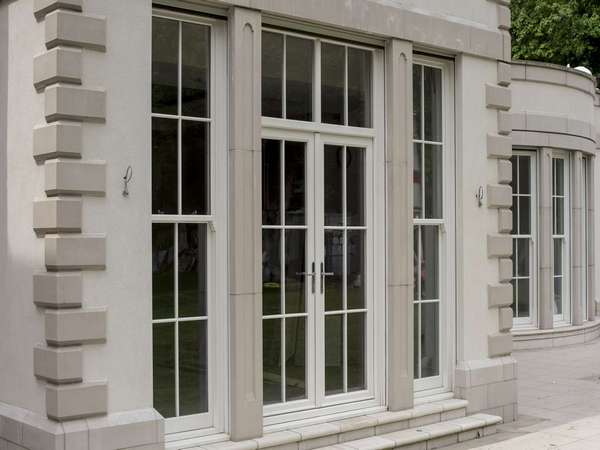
262,128 -> 381,424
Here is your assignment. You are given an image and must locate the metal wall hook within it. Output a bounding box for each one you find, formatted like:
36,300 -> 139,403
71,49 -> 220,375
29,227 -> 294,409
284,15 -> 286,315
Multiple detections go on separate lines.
122,165 -> 133,197
476,186 -> 484,207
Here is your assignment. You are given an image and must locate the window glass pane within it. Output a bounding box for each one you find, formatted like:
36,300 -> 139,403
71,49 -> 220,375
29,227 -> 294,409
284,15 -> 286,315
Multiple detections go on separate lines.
347,147 -> 365,226
262,31 -> 283,118
510,156 -> 517,192
286,36 -> 313,121
325,315 -> 344,395
285,317 -> 306,401
424,144 -> 443,219
512,196 -> 518,234
285,229 -> 306,314
554,198 -> 564,235
420,226 -> 439,300
153,223 -> 174,320
324,230 -> 344,311
262,229 -> 282,315
262,139 -> 281,225
347,47 -> 372,127
347,230 -> 365,310
263,319 -> 282,405
181,23 -> 210,117
424,66 -> 442,142
178,224 -> 207,317
516,238 -> 529,277
517,281 -> 529,318
554,158 -> 564,196
414,226 -> 419,300
152,17 -> 178,114
181,121 -> 210,215
347,313 -> 365,391
554,277 -> 562,315
519,196 -> 531,235
413,143 -> 422,218
152,118 -> 178,215
511,279 -> 517,316
153,323 -> 176,418
413,304 -> 420,377
512,238 -> 517,277
321,43 -> 345,125
518,156 -> 530,195
324,145 -> 343,226
179,320 -> 208,415
420,302 -> 439,378
285,141 -> 306,225
413,65 -> 422,140
554,238 -> 562,275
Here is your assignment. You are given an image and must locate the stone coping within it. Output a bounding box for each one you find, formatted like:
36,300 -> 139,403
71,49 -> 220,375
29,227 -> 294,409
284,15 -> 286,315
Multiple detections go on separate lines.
512,60 -> 597,97
513,318 -> 600,350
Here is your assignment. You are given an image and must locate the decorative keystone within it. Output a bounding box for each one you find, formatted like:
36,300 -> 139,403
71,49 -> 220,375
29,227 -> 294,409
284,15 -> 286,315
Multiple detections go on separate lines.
46,382 -> 107,421
45,10 -> 106,52
45,85 -> 106,123
488,234 -> 512,258
487,134 -> 512,159
488,283 -> 513,308
45,159 -> 106,197
499,258 -> 513,282
34,345 -> 82,384
498,208 -> 513,233
34,47 -> 82,91
486,84 -> 511,111
487,184 -> 512,209
45,234 -> 106,271
34,0 -> 82,20
499,307 -> 513,331
498,159 -> 512,185
488,332 -> 513,357
497,61 -> 511,87
498,111 -> 512,135
33,272 -> 82,308
34,121 -> 82,162
45,308 -> 107,346
34,197 -> 82,235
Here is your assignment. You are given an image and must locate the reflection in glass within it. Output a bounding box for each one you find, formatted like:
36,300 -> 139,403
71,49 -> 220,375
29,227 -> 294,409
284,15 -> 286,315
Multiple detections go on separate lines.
285,141 -> 306,225
324,230 -> 344,311
347,230 -> 365,310
420,226 -> 439,300
181,23 -> 210,118
420,303 -> 439,378
324,145 -> 343,226
413,143 -> 422,218
321,43 -> 345,125
413,304 -> 420,377
517,281 -> 529,318
554,277 -> 562,315
347,313 -> 365,391
554,238 -> 562,275
262,229 -> 281,315
179,320 -> 208,415
347,147 -> 365,226
413,65 -> 422,140
178,224 -> 207,317
424,144 -> 443,219
262,140 -> 281,225
424,66 -> 442,142
285,317 -> 306,401
348,47 -> 372,127
262,31 -> 284,118
285,230 -> 306,314
153,323 -> 175,417
152,223 -> 174,320
325,315 -> 344,395
263,319 -> 282,404
152,17 -> 178,114
152,118 -> 178,214
286,36 -> 313,121
182,121 -> 210,215
516,238 -> 529,277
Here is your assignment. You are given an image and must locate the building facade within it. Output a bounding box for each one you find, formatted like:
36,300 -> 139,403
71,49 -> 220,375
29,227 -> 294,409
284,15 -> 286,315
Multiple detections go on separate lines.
0,0 -> 596,449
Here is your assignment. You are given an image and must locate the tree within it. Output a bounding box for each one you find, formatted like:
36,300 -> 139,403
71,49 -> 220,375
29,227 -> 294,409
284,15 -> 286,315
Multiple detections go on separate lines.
511,0 -> 600,76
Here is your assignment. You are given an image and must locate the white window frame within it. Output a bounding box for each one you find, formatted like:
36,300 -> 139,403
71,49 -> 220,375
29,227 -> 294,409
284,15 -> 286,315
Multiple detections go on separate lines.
412,55 -> 456,397
511,150 -> 538,329
552,151 -> 571,325
151,9 -> 228,437
581,156 -> 590,320
260,27 -> 386,428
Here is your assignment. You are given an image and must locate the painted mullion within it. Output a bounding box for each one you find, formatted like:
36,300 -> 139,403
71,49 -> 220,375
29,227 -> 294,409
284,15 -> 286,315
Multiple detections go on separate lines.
280,141 -> 287,402
174,223 -> 180,417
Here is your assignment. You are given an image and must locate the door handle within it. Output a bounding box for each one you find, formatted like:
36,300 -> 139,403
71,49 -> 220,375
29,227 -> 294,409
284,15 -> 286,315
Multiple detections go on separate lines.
296,262 -> 316,293
320,262 -> 334,294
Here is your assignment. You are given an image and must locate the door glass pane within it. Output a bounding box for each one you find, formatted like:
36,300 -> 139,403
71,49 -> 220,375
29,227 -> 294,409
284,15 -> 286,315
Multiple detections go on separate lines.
153,223 -> 174,320
512,196 -> 518,234
153,323 -> 176,418
285,230 -> 306,314
178,224 -> 207,317
152,118 -> 178,215
262,31 -> 283,118
321,43 -> 345,125
286,36 -> 313,121
347,47 -> 372,128
511,279 -> 517,316
554,238 -> 562,275
325,314 -> 344,395
519,197 -> 531,235
182,121 -> 210,215
347,313 -> 365,391
414,226 -> 419,300
554,198 -> 564,235
324,230 -> 344,311
420,226 -> 439,300
324,145 -> 343,226
424,66 -> 442,142
424,144 -> 442,219
181,22 -> 210,118
554,277 -> 562,314
517,281 -> 530,318
263,229 -> 282,315
262,139 -> 281,225
413,304 -> 420,377
285,141 -> 306,225
285,317 -> 306,401
554,159 -> 564,195
518,156 -> 530,195
516,238 -> 529,277
413,65 -> 422,140
263,318 -> 282,405
413,143 -> 422,218
179,320 -> 208,415
152,17 -> 178,114
347,147 -> 365,226
420,302 -> 439,378
347,230 -> 365,310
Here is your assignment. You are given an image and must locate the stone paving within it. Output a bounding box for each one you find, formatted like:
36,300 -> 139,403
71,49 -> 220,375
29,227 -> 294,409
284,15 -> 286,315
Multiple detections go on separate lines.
448,336 -> 600,449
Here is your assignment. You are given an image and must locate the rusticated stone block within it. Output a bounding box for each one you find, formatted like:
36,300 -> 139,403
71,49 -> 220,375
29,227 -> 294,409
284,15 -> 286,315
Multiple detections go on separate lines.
45,159 -> 105,197
45,85 -> 106,123
499,258 -> 513,282
487,184 -> 512,209
498,209 -> 513,233
34,345 -> 82,384
45,308 -> 107,346
33,47 -> 82,91
497,111 -> 512,135
33,197 -> 82,235
33,272 -> 82,308
497,61 -> 511,87
45,234 -> 106,270
45,10 -> 106,52
498,160 -> 512,185
34,0 -> 82,20
33,121 -> 82,162
488,234 -> 512,258
488,283 -> 513,308
486,84 -> 511,111
46,382 -> 107,421
489,333 -> 513,357
499,307 -> 513,331
487,134 -> 512,159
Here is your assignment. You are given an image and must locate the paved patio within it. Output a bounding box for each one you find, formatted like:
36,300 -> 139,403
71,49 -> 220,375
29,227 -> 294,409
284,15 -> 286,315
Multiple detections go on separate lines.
448,335 -> 600,449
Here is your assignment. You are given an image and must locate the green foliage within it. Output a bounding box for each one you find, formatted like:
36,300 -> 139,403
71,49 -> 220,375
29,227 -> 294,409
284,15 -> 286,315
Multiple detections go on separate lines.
511,0 -> 600,75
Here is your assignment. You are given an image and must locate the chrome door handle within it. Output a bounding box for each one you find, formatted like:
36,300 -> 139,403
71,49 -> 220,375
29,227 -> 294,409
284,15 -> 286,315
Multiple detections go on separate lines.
320,262 -> 334,294
296,262 -> 316,293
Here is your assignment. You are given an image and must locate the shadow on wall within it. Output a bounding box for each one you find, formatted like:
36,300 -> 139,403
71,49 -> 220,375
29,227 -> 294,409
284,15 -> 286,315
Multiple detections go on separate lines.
0,3 -> 9,289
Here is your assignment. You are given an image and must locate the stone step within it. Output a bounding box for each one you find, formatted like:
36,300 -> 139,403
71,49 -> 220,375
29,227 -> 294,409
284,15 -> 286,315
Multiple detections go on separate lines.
317,414 -> 502,449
